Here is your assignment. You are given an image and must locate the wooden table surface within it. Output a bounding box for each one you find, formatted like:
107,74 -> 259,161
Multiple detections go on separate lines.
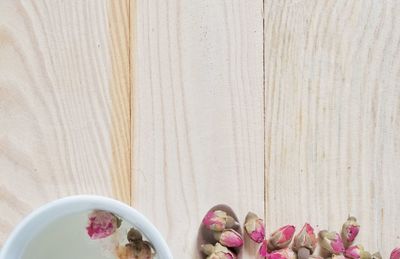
1,1 -> 399,258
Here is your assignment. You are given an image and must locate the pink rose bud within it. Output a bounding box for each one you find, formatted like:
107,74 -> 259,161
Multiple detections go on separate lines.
244,212 -> 265,243
259,240 -> 269,257
267,225 -> 296,251
292,223 -> 317,253
391,247 -> 400,259
214,229 -> 244,248
341,216 -> 360,248
347,245 -> 372,259
202,210 -> 237,232
318,230 -> 345,255
205,243 -> 237,259
265,248 -> 297,259
86,210 -> 121,239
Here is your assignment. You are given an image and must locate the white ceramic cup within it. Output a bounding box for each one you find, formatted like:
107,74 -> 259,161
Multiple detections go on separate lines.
0,195 -> 173,259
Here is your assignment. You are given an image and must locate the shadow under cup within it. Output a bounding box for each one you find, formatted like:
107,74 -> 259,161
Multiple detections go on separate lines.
0,196 -> 172,259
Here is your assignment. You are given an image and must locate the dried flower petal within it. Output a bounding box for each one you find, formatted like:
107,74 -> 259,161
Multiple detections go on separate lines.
207,253 -> 235,259
262,248 -> 297,259
391,247 -> 400,259
341,217 -> 360,248
244,212 -> 265,243
275,248 -> 297,259
206,243 -> 236,259
345,245 -> 372,259
203,210 -> 237,232
259,240 -> 269,257
86,210 -> 120,239
345,245 -> 362,258
332,255 -> 347,259
267,225 -> 295,251
292,223 -> 317,253
214,229 -> 243,248
201,244 -> 215,256
318,230 -> 345,255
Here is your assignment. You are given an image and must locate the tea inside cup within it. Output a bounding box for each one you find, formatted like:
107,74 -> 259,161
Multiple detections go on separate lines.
20,210 -> 157,259
0,196 -> 171,259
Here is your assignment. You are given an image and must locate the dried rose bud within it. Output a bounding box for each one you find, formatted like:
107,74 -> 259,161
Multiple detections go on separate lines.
267,225 -> 295,251
259,240 -> 269,257
205,243 -> 236,259
86,210 -> 121,239
292,223 -> 317,253
345,245 -> 372,259
214,229 -> 244,248
244,212 -> 265,243
274,248 -> 297,259
297,247 -> 311,259
371,252 -> 382,259
201,244 -> 216,256
127,228 -> 143,243
341,216 -> 360,248
202,210 -> 238,232
258,240 -> 269,257
391,247 -> 400,259
318,230 -> 345,255
122,241 -> 154,259
260,241 -> 297,259
261,248 -> 297,259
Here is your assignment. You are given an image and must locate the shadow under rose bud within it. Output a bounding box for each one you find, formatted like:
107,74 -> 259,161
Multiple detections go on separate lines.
244,212 -> 265,243
267,225 -> 295,251
341,216 -> 360,248
214,229 -> 244,248
318,230 -> 345,255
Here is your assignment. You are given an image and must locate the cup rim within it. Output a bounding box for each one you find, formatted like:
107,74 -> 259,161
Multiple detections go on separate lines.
0,195 -> 172,259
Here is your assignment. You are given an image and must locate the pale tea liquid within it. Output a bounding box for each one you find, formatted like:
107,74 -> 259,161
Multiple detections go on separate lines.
21,212 -> 127,259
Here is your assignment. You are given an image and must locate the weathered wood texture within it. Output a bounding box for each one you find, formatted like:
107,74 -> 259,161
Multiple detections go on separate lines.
0,0 -> 130,244
1,0 -> 400,258
132,0 -> 264,257
264,1 -> 400,257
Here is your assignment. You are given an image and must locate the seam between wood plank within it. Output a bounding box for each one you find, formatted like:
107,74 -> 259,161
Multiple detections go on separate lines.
108,0 -> 131,203
263,0 -> 268,226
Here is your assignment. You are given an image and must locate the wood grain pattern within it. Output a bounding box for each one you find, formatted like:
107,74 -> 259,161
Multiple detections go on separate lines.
264,1 -> 400,257
0,0 -> 130,244
1,0 -> 400,257
132,0 -> 264,257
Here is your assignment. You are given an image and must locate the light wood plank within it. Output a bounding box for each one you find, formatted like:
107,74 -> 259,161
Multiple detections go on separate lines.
264,1 -> 400,257
0,0 -> 130,245
132,0 -> 264,257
